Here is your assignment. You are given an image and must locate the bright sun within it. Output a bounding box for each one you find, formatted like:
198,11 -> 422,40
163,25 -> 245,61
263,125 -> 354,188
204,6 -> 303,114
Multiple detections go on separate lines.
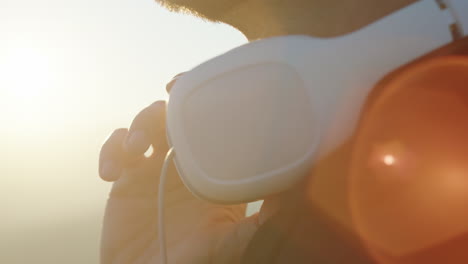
0,40 -> 61,134
1,45 -> 53,104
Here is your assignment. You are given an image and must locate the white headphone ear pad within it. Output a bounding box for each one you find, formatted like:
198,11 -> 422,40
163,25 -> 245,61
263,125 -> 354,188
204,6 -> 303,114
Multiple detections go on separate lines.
167,62 -> 319,204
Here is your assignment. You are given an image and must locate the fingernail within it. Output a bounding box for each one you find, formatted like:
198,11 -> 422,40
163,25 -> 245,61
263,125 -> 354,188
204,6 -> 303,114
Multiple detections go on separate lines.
100,161 -> 121,182
124,130 -> 150,154
166,72 -> 185,93
151,100 -> 166,109
166,78 -> 177,93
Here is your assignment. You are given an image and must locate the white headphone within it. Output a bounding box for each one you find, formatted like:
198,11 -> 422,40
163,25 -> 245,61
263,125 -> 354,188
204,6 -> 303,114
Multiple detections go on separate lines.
165,0 -> 468,204
157,0 -> 468,262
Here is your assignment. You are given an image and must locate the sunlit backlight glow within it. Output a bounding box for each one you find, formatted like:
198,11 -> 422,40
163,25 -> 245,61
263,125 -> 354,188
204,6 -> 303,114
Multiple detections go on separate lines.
1,46 -> 54,103
0,39 -> 65,135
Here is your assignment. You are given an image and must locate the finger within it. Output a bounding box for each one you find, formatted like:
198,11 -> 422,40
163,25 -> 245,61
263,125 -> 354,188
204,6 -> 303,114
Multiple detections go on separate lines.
123,101 -> 168,156
99,128 -> 128,182
166,72 -> 185,93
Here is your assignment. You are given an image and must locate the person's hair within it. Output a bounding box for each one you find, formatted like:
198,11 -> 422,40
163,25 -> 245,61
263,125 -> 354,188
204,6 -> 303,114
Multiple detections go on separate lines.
155,0 -> 245,22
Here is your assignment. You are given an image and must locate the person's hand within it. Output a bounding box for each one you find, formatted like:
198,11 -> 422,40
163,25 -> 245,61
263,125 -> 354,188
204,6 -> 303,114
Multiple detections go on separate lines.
99,100 -> 259,264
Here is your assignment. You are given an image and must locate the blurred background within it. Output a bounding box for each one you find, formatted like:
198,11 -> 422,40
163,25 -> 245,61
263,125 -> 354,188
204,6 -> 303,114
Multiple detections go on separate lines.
0,0 -> 248,262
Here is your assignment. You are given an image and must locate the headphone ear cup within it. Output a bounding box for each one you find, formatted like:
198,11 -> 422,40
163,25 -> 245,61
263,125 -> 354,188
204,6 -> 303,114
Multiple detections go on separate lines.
168,62 -> 318,203
349,56 -> 468,263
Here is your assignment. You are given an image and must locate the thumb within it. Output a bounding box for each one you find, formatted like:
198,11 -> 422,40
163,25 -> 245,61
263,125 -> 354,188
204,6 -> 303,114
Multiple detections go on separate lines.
124,100 -> 168,157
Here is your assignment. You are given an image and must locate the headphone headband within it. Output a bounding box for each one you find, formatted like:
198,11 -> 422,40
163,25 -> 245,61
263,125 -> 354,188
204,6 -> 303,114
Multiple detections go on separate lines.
166,0 -> 467,204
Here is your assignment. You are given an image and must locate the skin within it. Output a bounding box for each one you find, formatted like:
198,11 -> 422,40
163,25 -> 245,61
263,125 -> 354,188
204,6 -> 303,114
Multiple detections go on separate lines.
99,0 -> 417,263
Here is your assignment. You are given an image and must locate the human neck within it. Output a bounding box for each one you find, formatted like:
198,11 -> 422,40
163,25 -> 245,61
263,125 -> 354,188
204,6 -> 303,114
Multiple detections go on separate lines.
222,0 -> 418,41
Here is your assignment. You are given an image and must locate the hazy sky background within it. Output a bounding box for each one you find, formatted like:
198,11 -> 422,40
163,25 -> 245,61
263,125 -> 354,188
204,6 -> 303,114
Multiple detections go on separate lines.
1,0 -> 246,262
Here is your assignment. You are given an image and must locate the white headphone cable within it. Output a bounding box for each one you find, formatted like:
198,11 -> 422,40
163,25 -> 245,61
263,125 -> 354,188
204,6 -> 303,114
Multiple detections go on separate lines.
158,147 -> 174,264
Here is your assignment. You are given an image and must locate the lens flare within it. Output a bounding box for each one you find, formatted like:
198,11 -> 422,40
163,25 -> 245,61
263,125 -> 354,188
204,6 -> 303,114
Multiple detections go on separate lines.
349,57 -> 468,263
383,155 -> 395,166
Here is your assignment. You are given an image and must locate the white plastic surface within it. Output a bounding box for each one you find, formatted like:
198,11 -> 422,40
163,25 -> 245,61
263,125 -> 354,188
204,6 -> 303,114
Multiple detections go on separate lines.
167,0 -> 463,204
448,0 -> 468,35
